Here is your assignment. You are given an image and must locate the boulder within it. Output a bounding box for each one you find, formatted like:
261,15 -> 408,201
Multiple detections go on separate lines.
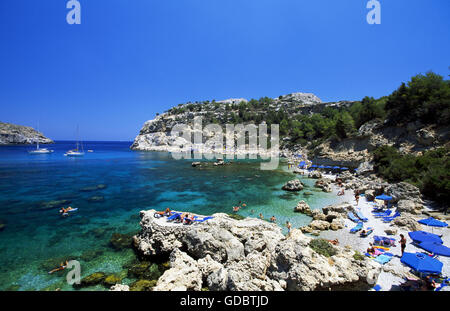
393,215 -> 423,232
282,179 -> 304,192
153,249 -> 202,291
294,201 -> 312,215
103,274 -> 123,287
384,228 -> 397,236
309,220 -> 331,231
308,171 -> 322,179
74,272 -> 106,288
129,279 -> 157,291
386,182 -> 422,204
315,178 -> 332,193
364,190 -> 376,202
396,200 -> 423,215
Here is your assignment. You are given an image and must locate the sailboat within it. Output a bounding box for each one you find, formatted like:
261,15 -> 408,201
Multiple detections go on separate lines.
28,123 -> 54,154
64,125 -> 85,157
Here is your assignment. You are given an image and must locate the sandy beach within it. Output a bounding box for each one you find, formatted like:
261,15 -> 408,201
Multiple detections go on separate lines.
319,182 -> 450,291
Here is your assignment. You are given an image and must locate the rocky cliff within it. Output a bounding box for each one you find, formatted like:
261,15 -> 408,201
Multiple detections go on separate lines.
130,92 -> 351,153
0,122 -> 53,145
132,210 -> 380,291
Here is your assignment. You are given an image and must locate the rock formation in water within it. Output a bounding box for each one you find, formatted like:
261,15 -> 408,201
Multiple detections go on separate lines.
130,209 -> 381,291
0,122 -> 53,145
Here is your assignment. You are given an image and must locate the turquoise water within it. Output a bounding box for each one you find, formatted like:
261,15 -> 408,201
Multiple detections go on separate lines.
0,141 -> 344,291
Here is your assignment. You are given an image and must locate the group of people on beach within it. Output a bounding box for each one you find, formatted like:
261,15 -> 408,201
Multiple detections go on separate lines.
155,208 -> 196,225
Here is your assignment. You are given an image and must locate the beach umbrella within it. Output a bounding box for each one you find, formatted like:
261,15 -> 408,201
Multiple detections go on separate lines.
319,165 -> 326,168
408,231 -> 443,245
340,167 -> 349,170
299,161 -> 306,166
325,166 -> 332,169
311,165 -> 317,168
400,252 -> 443,275
375,194 -> 393,201
418,217 -> 448,228
333,166 -> 340,169
418,242 -> 450,257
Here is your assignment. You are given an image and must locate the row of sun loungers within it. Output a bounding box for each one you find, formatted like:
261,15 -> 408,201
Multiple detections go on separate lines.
163,212 -> 214,223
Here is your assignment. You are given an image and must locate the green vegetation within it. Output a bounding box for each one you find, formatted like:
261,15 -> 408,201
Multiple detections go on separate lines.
228,213 -> 245,220
353,251 -> 365,261
385,72 -> 450,126
308,239 -> 337,257
373,146 -> 450,205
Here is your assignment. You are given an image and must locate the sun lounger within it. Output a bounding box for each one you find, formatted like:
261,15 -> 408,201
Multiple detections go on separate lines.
374,253 -> 394,265
347,212 -> 360,223
373,236 -> 396,247
360,227 -> 374,237
194,216 -> 214,223
350,222 -> 363,233
372,210 -> 391,217
355,210 -> 368,222
382,212 -> 401,222
167,212 -> 182,221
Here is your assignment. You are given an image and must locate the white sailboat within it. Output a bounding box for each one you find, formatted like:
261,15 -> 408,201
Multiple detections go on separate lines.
64,125 -> 85,157
28,123 -> 54,154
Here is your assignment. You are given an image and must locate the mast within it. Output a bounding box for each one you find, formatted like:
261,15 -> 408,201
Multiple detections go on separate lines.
36,121 -> 40,150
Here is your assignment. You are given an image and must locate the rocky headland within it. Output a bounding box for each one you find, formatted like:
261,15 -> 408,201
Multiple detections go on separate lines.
0,122 -> 53,145
111,209 -> 383,291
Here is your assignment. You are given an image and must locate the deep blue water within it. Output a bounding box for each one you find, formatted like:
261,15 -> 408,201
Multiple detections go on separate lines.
0,141 -> 345,290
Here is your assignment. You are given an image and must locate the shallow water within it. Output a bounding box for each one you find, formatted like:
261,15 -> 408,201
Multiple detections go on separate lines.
0,141 -> 344,290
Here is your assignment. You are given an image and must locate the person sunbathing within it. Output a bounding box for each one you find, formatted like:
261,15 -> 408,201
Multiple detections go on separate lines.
337,188 -> 345,196
155,208 -> 171,218
367,243 -> 376,255
184,214 -> 195,225
48,261 -> 68,274
328,239 -> 339,245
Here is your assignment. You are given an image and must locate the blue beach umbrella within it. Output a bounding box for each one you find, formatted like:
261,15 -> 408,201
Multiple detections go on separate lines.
311,165 -> 317,168
333,166 -> 340,169
418,217 -> 448,228
400,252 -> 443,275
375,194 -> 393,201
325,166 -> 332,169
340,167 -> 349,170
408,231 -> 443,245
418,242 -> 450,257
319,165 -> 326,168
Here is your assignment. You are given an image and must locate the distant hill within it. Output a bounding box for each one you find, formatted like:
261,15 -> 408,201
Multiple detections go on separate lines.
0,122 -> 53,145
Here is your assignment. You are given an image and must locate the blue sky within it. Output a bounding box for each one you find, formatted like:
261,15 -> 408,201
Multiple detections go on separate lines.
0,0 -> 449,141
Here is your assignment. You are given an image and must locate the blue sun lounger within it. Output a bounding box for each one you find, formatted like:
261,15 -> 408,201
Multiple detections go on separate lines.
167,212 -> 182,221
355,210 -> 368,222
383,212 -> 401,222
347,212 -> 360,223
194,216 -> 214,223
373,210 -> 391,217
374,252 -> 394,265
350,222 -> 363,233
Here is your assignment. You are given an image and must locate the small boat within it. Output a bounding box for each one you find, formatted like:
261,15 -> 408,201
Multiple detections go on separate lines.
65,125 -> 85,157
64,149 -> 85,157
28,123 -> 54,154
87,150 -> 94,152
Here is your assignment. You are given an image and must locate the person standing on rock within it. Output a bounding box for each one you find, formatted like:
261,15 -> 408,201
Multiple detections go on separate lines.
286,221 -> 291,235
354,190 -> 360,205
399,234 -> 407,256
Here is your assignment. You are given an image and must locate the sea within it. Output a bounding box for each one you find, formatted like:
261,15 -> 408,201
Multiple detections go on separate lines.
0,141 -> 347,290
